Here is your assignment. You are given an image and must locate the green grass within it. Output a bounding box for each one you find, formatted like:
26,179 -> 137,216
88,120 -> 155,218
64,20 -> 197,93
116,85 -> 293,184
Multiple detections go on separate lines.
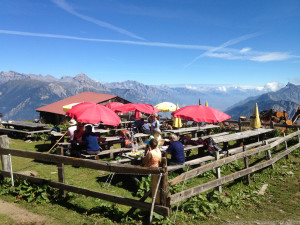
0,137 -> 299,224
0,213 -> 16,225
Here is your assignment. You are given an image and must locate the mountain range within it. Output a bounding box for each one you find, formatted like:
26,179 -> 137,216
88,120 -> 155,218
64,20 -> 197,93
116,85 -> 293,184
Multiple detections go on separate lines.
0,71 -> 298,121
225,82 -> 300,120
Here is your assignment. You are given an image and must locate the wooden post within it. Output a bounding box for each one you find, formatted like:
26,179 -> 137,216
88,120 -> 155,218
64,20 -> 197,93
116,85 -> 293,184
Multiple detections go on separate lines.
283,132 -> 289,159
0,135 -> 10,172
238,118 -> 242,132
264,140 -> 274,169
56,147 -> 66,195
109,145 -> 114,159
160,157 -> 170,207
270,121 -> 274,129
242,145 -> 251,185
214,151 -> 222,193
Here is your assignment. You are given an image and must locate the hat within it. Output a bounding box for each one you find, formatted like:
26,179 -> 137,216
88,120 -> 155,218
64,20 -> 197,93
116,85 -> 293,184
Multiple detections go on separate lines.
69,119 -> 77,126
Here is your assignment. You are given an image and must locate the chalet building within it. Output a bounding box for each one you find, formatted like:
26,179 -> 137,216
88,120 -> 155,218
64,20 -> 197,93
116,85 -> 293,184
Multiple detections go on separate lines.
35,92 -> 131,124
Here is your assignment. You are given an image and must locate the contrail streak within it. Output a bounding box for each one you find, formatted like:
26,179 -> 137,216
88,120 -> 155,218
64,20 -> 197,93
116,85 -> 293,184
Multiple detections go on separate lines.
0,29 -> 215,50
184,33 -> 260,68
51,0 -> 144,40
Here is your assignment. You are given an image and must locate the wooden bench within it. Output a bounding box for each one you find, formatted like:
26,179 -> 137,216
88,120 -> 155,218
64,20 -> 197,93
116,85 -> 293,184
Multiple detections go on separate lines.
0,127 -> 51,139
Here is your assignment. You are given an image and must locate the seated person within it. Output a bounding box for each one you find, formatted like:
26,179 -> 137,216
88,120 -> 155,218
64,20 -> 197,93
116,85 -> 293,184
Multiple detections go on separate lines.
82,125 -> 102,155
67,119 -> 77,142
73,122 -> 84,144
148,128 -> 167,147
132,118 -> 143,133
140,118 -> 150,134
160,120 -> 173,130
142,139 -> 162,204
70,123 -> 85,157
165,134 -> 185,165
142,139 -> 161,167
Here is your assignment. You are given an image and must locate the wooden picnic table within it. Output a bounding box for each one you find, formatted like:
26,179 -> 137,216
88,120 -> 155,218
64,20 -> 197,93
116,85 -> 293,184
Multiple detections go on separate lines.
163,124 -> 220,138
0,121 -> 51,139
1,121 -> 47,131
94,128 -> 110,134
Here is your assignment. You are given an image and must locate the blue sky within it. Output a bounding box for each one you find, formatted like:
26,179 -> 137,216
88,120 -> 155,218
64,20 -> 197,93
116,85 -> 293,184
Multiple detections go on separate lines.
0,0 -> 299,87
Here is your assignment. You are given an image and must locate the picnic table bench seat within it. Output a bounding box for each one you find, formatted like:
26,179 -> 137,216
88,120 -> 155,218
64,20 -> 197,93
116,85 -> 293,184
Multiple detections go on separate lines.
0,127 -> 51,139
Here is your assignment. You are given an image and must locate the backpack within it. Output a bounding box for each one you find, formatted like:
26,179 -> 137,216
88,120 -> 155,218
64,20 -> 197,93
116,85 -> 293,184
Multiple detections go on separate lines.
203,137 -> 222,156
120,130 -> 133,148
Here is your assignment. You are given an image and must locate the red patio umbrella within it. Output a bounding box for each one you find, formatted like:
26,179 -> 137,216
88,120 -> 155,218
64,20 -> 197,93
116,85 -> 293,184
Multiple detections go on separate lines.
171,105 -> 230,123
114,103 -> 159,114
104,102 -> 124,112
66,102 -> 121,126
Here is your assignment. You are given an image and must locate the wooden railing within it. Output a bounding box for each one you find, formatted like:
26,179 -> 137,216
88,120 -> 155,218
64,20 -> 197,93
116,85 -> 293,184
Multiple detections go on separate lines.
0,135 -> 169,217
168,130 -> 300,205
1,129 -> 300,219
224,119 -> 300,131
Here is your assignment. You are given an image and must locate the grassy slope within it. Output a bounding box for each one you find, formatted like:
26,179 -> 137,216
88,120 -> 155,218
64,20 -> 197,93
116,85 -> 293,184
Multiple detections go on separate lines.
0,137 -> 299,224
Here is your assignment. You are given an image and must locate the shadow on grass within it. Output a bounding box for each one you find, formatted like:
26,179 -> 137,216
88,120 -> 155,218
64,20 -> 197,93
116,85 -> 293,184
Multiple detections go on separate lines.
54,195 -> 149,224
96,174 -> 144,193
35,143 -> 52,152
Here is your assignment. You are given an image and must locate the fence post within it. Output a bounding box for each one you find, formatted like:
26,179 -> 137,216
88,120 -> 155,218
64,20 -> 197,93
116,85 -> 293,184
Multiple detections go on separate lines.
283,132 -> 289,159
160,157 -> 170,208
56,147 -> 66,195
242,145 -> 251,185
270,121 -> 274,129
238,118 -> 242,132
264,140 -> 274,169
0,135 -> 10,172
214,151 -> 222,193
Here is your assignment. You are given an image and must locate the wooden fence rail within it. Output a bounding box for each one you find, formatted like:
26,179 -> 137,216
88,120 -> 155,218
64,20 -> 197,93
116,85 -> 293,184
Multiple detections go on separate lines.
224,119 -> 300,130
0,147 -> 164,175
0,135 -> 169,217
169,130 -> 300,205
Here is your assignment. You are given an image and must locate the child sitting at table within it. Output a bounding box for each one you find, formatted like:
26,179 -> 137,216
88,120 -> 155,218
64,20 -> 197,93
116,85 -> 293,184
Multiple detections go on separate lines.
142,138 -> 162,204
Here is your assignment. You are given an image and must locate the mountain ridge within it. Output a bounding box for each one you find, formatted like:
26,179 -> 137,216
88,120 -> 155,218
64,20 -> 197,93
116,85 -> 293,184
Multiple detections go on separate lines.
0,70 -> 298,121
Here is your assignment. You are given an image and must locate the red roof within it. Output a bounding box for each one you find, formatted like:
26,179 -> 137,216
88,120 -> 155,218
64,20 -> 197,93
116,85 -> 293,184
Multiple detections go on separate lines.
36,92 -> 118,115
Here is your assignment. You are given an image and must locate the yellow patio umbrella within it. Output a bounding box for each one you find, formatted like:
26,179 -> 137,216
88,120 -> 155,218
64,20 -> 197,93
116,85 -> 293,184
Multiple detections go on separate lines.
250,103 -> 261,129
205,101 -> 208,106
173,104 -> 182,128
63,103 -> 80,112
154,102 -> 177,112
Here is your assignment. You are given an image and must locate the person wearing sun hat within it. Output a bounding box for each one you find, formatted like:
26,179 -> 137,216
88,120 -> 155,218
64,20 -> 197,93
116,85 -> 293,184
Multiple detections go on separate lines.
67,119 -> 77,141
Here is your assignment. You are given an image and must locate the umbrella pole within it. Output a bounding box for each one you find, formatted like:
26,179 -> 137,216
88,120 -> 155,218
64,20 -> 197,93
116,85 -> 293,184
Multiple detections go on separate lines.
47,131 -> 67,153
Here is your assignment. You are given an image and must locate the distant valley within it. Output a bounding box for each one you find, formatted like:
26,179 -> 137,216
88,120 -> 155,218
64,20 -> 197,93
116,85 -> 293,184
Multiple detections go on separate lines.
0,71 -> 298,121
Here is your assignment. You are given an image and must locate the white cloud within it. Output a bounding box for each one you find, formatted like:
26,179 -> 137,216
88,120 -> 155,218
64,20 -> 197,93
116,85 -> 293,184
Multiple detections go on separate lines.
250,52 -> 292,62
185,85 -> 198,90
217,86 -> 227,92
264,82 -> 285,92
51,0 -> 144,40
205,52 -> 242,60
240,47 -> 251,53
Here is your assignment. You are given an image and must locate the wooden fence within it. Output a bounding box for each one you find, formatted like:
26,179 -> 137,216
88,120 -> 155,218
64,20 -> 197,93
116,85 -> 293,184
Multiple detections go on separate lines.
168,130 -> 300,205
0,135 -> 170,217
0,129 -> 300,219
224,119 -> 300,131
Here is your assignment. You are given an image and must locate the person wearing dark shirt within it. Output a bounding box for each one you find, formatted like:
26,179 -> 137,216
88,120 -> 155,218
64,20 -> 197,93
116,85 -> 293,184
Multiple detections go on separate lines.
82,125 -> 101,155
165,134 -> 185,165
140,118 -> 151,134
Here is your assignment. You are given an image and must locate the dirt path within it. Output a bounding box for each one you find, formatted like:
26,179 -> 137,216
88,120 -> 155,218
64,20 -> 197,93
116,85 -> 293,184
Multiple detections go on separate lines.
0,199 -> 49,224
